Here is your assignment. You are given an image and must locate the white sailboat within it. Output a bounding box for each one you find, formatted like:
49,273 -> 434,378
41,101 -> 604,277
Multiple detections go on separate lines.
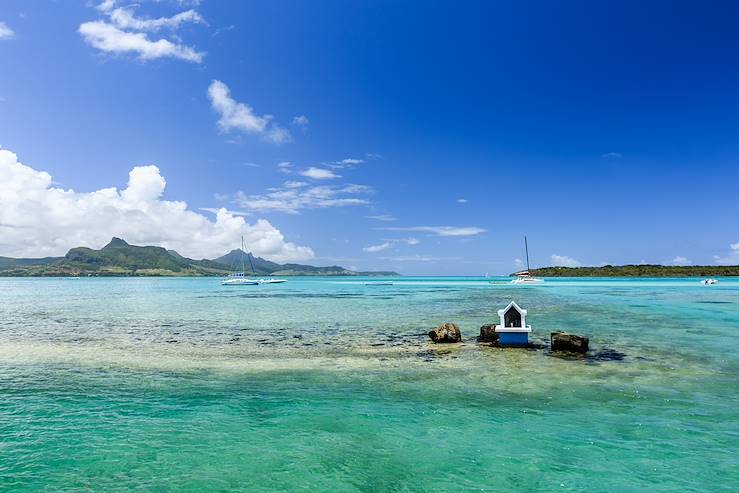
222,237 -> 259,286
511,236 -> 544,285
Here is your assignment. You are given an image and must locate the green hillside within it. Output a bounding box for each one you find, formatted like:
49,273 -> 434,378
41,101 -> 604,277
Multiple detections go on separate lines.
0,238 -> 399,277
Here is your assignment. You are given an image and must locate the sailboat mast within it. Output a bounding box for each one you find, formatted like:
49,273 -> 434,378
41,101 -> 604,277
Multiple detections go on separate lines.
241,236 -> 245,274
525,235 -> 530,271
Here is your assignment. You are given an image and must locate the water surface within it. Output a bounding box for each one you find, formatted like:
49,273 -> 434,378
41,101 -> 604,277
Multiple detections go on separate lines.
1,277 -> 737,491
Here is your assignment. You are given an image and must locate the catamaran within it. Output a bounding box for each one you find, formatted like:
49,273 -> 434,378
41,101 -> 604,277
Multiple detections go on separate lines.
222,237 -> 259,286
510,236 -> 544,285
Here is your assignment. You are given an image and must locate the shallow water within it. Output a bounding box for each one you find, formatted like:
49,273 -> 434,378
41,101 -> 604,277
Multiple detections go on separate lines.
1,277 -> 737,491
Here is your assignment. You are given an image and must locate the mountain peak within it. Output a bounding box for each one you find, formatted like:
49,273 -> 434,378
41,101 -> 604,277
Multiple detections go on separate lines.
105,237 -> 129,248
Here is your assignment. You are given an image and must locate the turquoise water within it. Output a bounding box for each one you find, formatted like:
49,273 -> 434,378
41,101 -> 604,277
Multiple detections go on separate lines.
1,277 -> 737,492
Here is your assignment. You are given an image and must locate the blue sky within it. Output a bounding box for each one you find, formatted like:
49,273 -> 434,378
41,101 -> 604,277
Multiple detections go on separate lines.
1,0 -> 738,274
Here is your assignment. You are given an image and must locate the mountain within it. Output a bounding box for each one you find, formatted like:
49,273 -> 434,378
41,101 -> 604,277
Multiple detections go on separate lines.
0,238 -> 399,277
526,264 -> 739,277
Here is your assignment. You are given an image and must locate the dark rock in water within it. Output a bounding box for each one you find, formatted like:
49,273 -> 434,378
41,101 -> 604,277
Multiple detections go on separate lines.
589,348 -> 626,361
551,331 -> 589,353
477,324 -> 499,343
428,322 -> 462,343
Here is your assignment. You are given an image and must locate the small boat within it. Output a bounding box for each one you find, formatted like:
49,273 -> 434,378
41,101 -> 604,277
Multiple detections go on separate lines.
222,236 -> 260,286
510,271 -> 545,285
511,236 -> 544,285
365,281 -> 394,286
222,273 -> 259,286
258,278 -> 287,284
701,278 -> 719,285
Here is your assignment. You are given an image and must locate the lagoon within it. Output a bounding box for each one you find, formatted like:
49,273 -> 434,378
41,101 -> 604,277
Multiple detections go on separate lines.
1,277 -> 737,491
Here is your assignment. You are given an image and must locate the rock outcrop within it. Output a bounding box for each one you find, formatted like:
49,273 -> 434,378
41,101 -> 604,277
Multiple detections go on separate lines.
428,323 -> 462,343
477,324 -> 499,343
551,331 -> 589,353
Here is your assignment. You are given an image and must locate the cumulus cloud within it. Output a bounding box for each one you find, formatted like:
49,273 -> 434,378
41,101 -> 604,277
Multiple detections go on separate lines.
550,254 -> 582,267
0,21 -> 14,40
78,20 -> 204,62
0,148 -> 313,261
207,80 -> 291,144
669,256 -> 692,266
713,242 -> 739,266
299,167 -> 339,180
377,226 -> 486,237
79,2 -> 205,62
233,182 -> 371,214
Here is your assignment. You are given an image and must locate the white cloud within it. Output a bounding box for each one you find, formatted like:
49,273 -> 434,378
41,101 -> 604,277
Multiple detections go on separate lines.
457,198 -> 468,204
109,7 -> 204,31
233,182 -> 371,214
713,242 -> 739,266
366,214 -> 396,222
513,258 -> 525,270
363,242 -> 391,253
0,148 -> 313,262
363,237 -> 418,254
669,256 -> 692,266
207,80 -> 291,144
97,0 -> 117,13
299,167 -> 339,180
550,254 -> 582,267
292,115 -> 309,128
377,226 -> 486,237
79,21 -> 204,62
277,161 -> 292,174
328,158 -> 364,169
0,21 -> 15,40
602,152 -> 623,159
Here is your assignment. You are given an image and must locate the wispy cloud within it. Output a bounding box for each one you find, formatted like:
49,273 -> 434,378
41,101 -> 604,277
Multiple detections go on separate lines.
363,237 -> 419,253
299,167 -> 339,180
363,242 -> 391,253
377,226 -> 486,237
602,152 -> 623,159
233,182 -> 371,214
277,161 -> 292,174
550,254 -> 582,267
0,21 -> 15,40
207,80 -> 291,144
367,214 -> 396,222
292,115 -> 309,131
713,242 -> 739,265
79,1 -> 204,62
668,256 -> 692,266
328,158 -> 364,169
456,198 -> 468,204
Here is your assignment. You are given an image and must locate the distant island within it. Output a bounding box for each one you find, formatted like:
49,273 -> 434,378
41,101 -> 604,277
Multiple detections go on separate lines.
0,238 -> 399,277
526,264 -> 739,277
